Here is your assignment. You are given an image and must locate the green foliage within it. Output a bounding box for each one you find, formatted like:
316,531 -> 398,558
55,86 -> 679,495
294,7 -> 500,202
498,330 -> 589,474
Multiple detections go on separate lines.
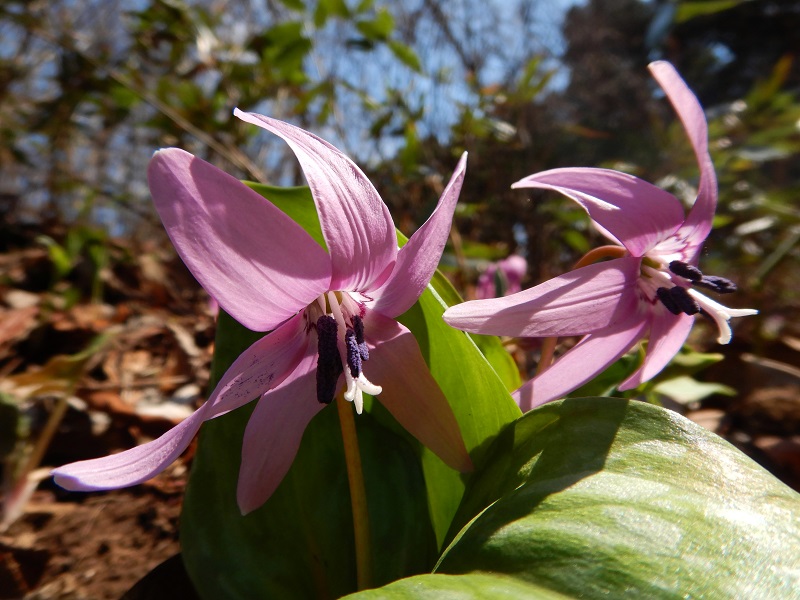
674,0 -> 756,23
36,225 -> 112,303
434,398 -> 800,598
346,573 -> 571,599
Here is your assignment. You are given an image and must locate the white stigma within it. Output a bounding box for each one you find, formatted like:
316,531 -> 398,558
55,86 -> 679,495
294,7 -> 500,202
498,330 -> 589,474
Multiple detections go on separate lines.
686,288 -> 758,344
344,370 -> 382,414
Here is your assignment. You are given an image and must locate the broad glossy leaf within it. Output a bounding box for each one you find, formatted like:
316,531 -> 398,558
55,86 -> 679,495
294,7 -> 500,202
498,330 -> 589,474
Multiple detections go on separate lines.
437,398 -> 800,598
344,572 -> 571,599
397,279 -> 520,546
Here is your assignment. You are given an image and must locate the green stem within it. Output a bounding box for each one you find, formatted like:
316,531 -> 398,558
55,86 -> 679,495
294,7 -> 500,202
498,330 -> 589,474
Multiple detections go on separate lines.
336,394 -> 371,591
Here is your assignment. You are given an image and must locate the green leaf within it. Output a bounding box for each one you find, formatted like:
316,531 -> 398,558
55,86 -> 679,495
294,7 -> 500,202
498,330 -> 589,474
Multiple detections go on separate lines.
675,0 -> 755,23
37,235 -> 73,278
314,0 -> 350,26
652,375 -> 735,405
355,9 -> 394,41
344,572 -> 572,599
387,40 -> 422,73
243,183 -> 327,250
437,398 -> 800,598
398,278 -> 520,547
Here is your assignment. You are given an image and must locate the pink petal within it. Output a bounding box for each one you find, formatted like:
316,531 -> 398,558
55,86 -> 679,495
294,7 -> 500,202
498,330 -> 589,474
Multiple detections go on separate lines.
234,110 -> 397,292
362,311 -> 472,472
649,61 -> 717,255
618,311 -> 694,390
513,312 -> 649,411
237,340 -> 325,514
370,153 -> 467,317
443,257 -> 641,338
206,311 -> 311,418
148,149 -> 331,332
53,313 -> 309,492
512,167 -> 685,256
52,401 -> 214,491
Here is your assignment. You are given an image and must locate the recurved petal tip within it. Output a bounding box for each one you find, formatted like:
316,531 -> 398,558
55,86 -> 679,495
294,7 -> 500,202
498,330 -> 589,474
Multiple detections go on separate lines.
363,313 -> 473,473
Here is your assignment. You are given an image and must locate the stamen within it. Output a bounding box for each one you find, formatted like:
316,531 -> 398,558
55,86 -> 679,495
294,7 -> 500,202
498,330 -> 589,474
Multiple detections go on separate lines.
669,260 -> 703,282
656,286 -> 700,316
668,286 -> 700,315
316,316 -> 342,404
327,291 -> 347,332
695,275 -> 737,294
345,328 -> 362,377
656,287 -> 681,315
352,315 -> 369,361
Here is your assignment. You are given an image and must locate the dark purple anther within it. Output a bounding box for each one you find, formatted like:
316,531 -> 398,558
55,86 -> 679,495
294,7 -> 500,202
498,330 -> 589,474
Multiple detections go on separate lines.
316,315 -> 342,404
352,315 -> 369,361
696,275 -> 737,294
668,260 -> 703,282
345,328 -> 362,377
668,286 -> 700,315
656,287 -> 681,315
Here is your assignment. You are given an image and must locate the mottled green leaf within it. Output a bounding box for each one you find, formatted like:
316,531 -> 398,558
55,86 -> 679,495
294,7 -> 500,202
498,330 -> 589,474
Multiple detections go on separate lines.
437,398 -> 800,598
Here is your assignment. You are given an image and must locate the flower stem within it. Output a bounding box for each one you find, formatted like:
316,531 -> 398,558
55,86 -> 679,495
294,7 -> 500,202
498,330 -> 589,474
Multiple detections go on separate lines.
535,336 -> 558,375
537,245 -> 627,374
572,244 -> 626,269
336,394 -> 371,591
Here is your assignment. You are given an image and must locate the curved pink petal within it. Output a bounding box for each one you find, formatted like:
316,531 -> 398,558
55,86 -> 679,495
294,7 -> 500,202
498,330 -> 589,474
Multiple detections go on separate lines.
443,257 -> 641,338
619,311 -> 694,390
363,311 -> 472,472
234,110 -> 397,292
206,311 -> 311,418
237,339 -> 325,514
512,167 -> 685,256
53,400 -> 214,491
513,310 -> 649,411
148,149 -> 331,332
649,61 -> 717,255
53,313 -> 309,492
370,153 -> 467,317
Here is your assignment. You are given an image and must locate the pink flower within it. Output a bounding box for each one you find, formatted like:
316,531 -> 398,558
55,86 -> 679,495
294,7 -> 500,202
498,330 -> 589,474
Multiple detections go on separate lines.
54,111 -> 471,513
443,61 -> 756,412
475,255 -> 527,299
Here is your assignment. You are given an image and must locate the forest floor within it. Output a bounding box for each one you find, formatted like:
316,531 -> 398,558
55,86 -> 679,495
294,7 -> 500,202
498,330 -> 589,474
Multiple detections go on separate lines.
1,218 -> 798,599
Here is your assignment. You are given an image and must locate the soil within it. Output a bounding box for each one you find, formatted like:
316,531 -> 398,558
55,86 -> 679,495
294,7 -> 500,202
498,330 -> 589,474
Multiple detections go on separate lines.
1,479 -> 185,599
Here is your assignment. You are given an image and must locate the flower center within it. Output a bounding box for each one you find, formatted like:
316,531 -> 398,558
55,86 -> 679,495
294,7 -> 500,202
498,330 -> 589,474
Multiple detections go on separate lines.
308,291 -> 381,414
639,257 -> 757,344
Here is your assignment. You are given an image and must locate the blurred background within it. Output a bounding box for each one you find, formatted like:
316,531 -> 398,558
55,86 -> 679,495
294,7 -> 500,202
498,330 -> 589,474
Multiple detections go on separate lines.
1,1 -> 799,597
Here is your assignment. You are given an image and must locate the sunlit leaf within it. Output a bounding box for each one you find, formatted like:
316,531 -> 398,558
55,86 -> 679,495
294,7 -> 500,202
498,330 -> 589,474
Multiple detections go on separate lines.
437,398 -> 800,598
344,572 -> 572,599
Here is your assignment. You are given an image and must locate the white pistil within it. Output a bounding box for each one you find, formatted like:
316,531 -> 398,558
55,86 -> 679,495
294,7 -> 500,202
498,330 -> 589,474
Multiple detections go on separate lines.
686,288 -> 758,344
344,371 -> 382,414
326,291 -> 382,414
